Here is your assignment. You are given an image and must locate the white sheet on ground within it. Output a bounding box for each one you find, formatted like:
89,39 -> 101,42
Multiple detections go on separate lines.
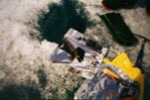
50,28 -> 108,79
50,47 -> 72,63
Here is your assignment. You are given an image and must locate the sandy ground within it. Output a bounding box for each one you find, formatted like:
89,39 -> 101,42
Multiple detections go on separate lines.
0,0 -> 149,99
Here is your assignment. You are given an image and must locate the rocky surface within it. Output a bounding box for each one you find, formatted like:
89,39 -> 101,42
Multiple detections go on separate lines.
0,0 -> 149,99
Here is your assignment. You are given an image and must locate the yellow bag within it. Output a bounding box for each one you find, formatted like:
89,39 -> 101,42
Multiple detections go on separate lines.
103,53 -> 144,100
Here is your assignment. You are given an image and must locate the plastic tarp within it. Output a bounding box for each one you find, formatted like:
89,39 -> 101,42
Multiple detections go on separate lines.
74,63 -> 139,100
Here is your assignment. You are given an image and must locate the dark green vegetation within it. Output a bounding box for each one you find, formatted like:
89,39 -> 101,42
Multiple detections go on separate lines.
0,85 -> 44,100
38,0 -> 93,44
99,13 -> 138,46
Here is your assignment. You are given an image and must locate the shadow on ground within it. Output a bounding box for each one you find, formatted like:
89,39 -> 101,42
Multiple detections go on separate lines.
144,71 -> 150,100
66,84 -> 81,100
0,84 -> 43,100
38,0 -> 93,44
37,69 -> 47,88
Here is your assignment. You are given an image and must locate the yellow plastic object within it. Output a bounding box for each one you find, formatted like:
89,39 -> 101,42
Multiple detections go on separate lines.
103,53 -> 144,100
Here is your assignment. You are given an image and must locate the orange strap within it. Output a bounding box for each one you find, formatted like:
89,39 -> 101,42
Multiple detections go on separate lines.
102,68 -> 120,79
